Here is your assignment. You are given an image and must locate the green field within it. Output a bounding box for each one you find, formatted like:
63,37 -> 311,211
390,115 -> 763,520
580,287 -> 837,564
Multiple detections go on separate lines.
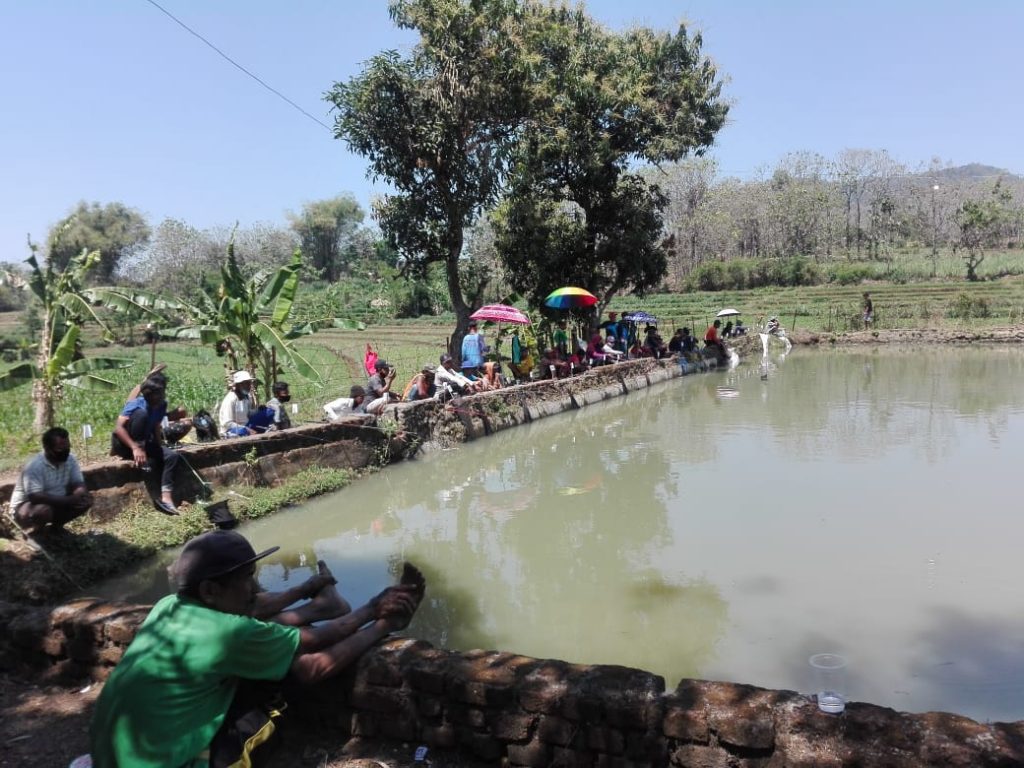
607,276 -> 1024,334
1,277 -> 1023,474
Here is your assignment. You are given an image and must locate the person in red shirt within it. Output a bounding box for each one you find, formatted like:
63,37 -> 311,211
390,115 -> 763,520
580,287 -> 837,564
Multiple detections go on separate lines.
705,319 -> 727,359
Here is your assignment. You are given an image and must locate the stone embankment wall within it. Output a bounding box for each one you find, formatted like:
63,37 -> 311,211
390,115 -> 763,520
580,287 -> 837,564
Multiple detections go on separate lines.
2,598 -> 1022,767
0,357 -> 688,514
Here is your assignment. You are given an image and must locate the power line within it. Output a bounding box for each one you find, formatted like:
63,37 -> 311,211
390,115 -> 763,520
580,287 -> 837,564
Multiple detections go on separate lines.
142,0 -> 333,133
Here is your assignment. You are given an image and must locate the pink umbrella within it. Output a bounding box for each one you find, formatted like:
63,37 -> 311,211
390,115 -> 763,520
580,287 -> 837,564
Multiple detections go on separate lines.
470,304 -> 531,325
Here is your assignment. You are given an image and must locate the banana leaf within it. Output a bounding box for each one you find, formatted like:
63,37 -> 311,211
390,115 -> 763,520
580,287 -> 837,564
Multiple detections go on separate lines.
0,363 -> 38,391
64,356 -> 134,375
84,287 -> 185,316
285,316 -> 366,339
251,322 -> 321,383
64,373 -> 120,391
46,325 -> 80,381
160,325 -> 222,345
266,252 -> 303,328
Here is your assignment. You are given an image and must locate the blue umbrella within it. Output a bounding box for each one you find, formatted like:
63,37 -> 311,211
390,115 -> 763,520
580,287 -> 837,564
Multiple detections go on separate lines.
624,311 -> 658,325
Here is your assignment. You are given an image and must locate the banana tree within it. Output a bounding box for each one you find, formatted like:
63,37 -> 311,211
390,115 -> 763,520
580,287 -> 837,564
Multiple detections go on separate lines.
163,242 -> 364,398
0,244 -> 134,432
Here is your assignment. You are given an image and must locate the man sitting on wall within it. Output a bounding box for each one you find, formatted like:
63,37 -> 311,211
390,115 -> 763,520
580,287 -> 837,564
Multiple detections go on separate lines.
324,385 -> 368,421
218,370 -> 257,437
265,381 -> 293,430
9,427 -> 93,535
366,360 -> 400,415
704,319 -> 727,358
89,529 -> 425,768
436,352 -> 480,396
111,376 -> 181,515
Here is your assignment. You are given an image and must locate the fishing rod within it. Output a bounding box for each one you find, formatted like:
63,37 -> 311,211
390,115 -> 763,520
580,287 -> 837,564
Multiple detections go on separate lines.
5,511 -> 85,590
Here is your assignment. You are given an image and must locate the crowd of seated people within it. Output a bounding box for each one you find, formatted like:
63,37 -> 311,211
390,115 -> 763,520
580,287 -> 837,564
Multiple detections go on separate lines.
315,311 -> 736,418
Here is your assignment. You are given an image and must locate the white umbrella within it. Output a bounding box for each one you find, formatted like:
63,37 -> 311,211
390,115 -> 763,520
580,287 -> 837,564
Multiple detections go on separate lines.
716,308 -> 741,318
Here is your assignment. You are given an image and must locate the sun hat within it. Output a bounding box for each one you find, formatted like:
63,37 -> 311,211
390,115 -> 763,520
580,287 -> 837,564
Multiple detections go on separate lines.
169,530 -> 278,588
231,370 -> 254,385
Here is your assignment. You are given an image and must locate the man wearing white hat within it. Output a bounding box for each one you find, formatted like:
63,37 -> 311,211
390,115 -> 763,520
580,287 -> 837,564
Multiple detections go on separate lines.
217,370 -> 256,438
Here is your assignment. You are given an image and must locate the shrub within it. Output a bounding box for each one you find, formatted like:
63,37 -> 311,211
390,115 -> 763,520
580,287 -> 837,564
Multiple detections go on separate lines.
725,260 -> 750,290
827,264 -> 873,285
782,256 -> 820,287
687,257 -> 822,291
688,261 -> 730,291
949,293 -> 991,319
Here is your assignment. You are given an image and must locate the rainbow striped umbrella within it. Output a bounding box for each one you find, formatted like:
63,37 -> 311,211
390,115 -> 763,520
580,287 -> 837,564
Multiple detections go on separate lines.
544,286 -> 598,310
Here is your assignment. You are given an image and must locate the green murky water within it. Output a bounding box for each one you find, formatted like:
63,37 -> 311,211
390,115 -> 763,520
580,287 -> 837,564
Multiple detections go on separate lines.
96,346 -> 1024,722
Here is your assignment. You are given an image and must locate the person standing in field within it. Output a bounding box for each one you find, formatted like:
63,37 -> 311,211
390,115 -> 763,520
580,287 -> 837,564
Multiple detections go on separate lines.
863,292 -> 874,328
460,321 -> 485,378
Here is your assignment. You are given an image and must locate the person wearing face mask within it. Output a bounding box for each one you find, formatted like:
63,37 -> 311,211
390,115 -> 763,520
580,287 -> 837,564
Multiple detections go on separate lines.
218,371 -> 257,437
265,381 -> 293,431
9,427 -> 93,535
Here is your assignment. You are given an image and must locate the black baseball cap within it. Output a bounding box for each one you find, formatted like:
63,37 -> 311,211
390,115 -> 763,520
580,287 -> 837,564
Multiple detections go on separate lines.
169,530 -> 278,588
374,359 -> 390,371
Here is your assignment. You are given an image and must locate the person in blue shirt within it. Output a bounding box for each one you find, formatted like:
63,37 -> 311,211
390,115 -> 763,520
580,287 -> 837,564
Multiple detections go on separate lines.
460,321 -> 485,377
111,375 -> 180,515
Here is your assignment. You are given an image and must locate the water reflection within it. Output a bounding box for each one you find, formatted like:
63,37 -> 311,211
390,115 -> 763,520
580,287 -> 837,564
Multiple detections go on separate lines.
92,346 -> 1024,722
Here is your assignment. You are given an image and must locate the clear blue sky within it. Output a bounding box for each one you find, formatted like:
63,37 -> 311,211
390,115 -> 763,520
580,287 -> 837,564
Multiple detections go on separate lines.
2,0 -> 1021,264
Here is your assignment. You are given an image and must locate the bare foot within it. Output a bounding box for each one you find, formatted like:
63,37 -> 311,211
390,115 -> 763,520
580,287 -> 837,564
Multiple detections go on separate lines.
400,562 -> 426,603
306,560 -> 350,620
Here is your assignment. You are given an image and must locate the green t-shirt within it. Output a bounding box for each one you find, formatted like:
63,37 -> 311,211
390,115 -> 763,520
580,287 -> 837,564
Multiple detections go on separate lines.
90,594 -> 300,768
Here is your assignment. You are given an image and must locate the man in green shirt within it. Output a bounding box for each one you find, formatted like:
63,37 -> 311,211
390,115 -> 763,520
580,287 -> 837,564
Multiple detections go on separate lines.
89,529 -> 423,767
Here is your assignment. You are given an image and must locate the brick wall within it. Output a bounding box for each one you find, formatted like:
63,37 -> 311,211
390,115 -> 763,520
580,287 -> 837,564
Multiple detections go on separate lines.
3,599 -> 1021,767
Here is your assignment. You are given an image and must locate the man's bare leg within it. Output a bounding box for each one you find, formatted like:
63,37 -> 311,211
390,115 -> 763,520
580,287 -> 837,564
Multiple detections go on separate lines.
271,560 -> 352,626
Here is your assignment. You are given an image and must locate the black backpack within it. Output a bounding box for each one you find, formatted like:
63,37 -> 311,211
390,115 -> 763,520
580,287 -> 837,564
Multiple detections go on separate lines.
193,410 -> 217,442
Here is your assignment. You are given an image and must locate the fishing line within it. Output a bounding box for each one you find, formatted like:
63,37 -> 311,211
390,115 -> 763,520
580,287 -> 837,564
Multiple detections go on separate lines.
4,509 -> 85,590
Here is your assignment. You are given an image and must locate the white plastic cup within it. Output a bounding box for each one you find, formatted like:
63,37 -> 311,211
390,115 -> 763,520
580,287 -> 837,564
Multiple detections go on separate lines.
809,653 -> 848,714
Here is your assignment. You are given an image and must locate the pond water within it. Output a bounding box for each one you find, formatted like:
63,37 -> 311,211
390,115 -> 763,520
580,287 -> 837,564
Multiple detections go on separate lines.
95,346 -> 1024,723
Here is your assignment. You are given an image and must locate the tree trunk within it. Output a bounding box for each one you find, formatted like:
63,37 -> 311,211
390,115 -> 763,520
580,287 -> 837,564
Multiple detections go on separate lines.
445,232 -> 471,366
32,312 -> 53,433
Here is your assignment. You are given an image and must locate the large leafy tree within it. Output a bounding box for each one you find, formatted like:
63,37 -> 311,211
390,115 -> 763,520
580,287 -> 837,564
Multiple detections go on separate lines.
325,0 -> 541,359
0,242 -> 134,432
287,195 -> 365,282
956,179 -> 1015,281
494,11 -> 728,314
47,201 -> 151,283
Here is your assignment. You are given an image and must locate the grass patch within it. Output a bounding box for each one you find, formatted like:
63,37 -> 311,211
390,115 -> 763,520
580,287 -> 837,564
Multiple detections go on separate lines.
0,467 -> 361,605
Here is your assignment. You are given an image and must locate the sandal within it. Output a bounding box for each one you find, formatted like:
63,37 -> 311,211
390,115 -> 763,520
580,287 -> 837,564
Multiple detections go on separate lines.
154,500 -> 179,516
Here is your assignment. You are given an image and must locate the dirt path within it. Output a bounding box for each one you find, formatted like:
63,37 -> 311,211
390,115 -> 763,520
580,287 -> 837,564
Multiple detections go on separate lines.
0,674 -> 485,768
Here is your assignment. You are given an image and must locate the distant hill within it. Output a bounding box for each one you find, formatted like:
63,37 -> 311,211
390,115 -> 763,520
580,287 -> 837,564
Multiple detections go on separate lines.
930,163 -> 1022,183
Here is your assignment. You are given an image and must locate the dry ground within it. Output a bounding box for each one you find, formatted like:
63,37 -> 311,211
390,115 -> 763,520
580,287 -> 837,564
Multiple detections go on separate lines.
0,674 -> 487,768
